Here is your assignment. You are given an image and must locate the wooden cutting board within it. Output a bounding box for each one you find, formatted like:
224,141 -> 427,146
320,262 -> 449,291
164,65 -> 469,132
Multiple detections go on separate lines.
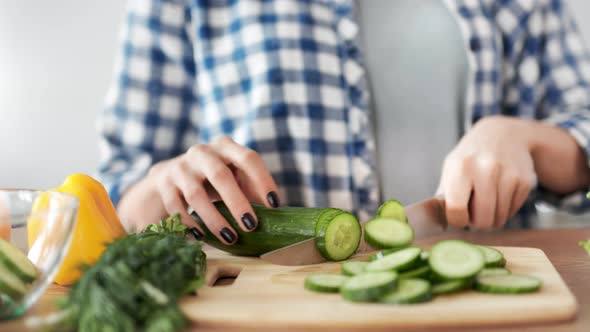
180,246 -> 578,330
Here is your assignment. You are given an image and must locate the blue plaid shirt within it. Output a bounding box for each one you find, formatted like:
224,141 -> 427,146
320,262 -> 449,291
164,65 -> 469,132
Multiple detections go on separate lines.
98,0 -> 590,220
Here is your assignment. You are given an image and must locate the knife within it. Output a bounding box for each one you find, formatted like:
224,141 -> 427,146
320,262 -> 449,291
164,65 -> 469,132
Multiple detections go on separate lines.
259,196 -> 447,266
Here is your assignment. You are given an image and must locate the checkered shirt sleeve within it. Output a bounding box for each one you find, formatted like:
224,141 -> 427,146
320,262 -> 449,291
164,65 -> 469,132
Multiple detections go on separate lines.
97,0 -> 198,206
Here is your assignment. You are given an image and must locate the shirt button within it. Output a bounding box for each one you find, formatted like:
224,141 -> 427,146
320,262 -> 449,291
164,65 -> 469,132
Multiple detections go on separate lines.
470,37 -> 481,52
344,59 -> 364,83
337,18 -> 358,41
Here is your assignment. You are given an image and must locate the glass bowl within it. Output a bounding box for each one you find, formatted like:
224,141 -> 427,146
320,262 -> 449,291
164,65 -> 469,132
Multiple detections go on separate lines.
0,189 -> 78,320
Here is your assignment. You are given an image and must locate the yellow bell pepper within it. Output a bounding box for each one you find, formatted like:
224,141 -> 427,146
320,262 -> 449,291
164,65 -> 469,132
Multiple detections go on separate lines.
0,201 -> 9,241
0,224 -> 9,242
28,174 -> 126,285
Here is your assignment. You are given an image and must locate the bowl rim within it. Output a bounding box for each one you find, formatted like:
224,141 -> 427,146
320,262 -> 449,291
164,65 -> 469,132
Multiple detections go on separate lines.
0,188 -> 80,209
0,189 -> 79,221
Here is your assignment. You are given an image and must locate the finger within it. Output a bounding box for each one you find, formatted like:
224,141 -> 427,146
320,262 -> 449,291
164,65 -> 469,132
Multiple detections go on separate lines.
186,145 -> 258,233
159,179 -> 201,233
435,175 -> 445,197
211,136 -> 280,208
172,164 -> 239,244
441,159 -> 473,228
470,161 -> 499,229
493,171 -> 518,228
508,174 -> 535,219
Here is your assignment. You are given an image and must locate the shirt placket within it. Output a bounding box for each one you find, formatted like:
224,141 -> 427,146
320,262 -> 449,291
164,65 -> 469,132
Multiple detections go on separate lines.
333,2 -> 380,220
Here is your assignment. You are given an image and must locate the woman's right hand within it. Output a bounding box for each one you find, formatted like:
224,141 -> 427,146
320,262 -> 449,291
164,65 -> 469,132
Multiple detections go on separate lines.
118,136 -> 280,244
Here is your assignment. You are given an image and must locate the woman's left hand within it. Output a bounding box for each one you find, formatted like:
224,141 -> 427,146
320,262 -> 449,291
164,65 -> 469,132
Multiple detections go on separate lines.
436,116 -> 537,229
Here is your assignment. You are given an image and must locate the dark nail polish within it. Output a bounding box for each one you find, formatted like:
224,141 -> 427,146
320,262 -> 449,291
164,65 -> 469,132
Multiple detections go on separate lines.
220,227 -> 237,243
267,191 -> 280,208
190,227 -> 204,240
241,213 -> 257,230
190,210 -> 201,223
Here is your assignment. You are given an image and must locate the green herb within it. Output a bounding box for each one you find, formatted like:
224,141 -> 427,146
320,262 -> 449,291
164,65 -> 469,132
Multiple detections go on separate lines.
36,214 -> 206,332
144,215 -> 189,235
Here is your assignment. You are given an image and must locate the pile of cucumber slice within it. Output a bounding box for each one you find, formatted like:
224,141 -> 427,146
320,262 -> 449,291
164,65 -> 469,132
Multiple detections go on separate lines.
0,238 -> 37,301
304,200 -> 542,304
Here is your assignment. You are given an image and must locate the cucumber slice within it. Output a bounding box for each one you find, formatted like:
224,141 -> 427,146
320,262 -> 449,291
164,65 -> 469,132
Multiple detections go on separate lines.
0,263 -> 28,300
420,250 -> 430,261
478,267 -> 510,277
364,217 -> 414,249
341,271 -> 398,302
304,273 -> 349,293
314,208 -> 343,234
476,245 -> 506,267
376,199 -> 407,222
429,240 -> 484,280
431,279 -> 472,295
379,278 -> 432,304
366,247 -> 422,272
369,248 -> 402,261
341,261 -> 369,276
475,274 -> 542,294
315,212 -> 362,261
0,238 -> 37,283
399,265 -> 430,279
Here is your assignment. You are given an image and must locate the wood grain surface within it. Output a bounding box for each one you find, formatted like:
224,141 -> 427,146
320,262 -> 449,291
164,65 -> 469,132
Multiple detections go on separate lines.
1,227 -> 589,332
179,246 -> 576,330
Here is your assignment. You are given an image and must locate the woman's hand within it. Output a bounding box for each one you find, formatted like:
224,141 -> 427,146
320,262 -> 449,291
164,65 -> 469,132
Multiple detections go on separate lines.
437,116 -> 537,229
118,136 -> 280,244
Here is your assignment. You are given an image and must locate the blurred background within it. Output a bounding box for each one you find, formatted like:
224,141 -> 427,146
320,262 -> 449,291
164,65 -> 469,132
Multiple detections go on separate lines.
0,1 -> 125,189
1,0 -> 590,223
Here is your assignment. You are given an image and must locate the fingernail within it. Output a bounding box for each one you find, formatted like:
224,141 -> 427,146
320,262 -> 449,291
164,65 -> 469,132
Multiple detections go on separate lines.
190,227 -> 203,240
190,211 -> 200,223
241,213 -> 257,230
220,227 -> 237,243
267,191 -> 280,208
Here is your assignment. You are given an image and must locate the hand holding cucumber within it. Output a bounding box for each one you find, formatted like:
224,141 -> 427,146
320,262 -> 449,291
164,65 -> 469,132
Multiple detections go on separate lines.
117,136 -> 280,245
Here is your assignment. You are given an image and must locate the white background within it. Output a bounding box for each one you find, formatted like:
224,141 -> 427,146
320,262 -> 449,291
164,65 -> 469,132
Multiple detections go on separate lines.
1,0 -> 590,190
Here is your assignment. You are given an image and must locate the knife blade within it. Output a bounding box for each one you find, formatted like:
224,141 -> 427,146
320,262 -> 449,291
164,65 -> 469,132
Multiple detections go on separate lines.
259,196 -> 447,266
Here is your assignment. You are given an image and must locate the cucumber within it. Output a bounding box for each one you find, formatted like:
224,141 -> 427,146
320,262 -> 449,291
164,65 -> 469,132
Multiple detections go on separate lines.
304,274 -> 349,293
314,208 -> 343,234
478,267 -> 510,277
368,243 -> 425,263
366,247 -> 422,273
315,212 -> 362,261
192,202 -> 361,261
399,265 -> 430,279
364,217 -> 414,249
379,278 -> 432,304
429,240 -> 484,280
476,245 -> 506,267
341,271 -> 398,302
0,238 -> 37,283
341,261 -> 369,276
475,274 -> 542,294
0,263 -> 28,300
431,279 -> 472,295
369,248 -> 402,261
376,199 -> 407,222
